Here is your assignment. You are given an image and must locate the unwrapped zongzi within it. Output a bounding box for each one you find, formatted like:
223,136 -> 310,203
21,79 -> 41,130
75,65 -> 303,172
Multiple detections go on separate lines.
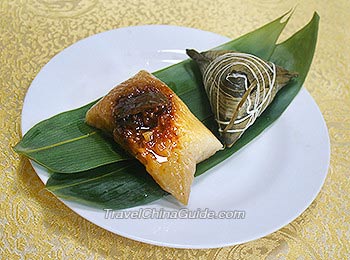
86,70 -> 222,204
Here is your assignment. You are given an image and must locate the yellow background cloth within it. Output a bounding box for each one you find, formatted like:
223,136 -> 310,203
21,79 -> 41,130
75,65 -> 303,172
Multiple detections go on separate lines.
1,0 -> 349,258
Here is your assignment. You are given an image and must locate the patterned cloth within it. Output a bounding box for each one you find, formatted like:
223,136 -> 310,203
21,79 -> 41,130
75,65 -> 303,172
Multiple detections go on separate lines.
1,0 -> 349,258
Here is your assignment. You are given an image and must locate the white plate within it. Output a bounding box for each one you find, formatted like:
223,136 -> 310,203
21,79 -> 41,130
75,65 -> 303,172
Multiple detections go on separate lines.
21,25 -> 330,249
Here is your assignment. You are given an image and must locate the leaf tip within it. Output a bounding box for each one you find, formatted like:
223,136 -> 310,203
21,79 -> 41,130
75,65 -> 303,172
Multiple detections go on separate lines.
12,142 -> 22,153
313,11 -> 320,22
45,186 -> 53,192
279,7 -> 295,24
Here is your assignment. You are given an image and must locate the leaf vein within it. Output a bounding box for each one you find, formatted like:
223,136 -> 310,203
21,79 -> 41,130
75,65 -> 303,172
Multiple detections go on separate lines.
20,131 -> 97,153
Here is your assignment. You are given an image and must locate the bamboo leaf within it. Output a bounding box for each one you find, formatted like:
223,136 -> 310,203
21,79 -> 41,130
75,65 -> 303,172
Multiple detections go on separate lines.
15,12 -> 290,174
14,101 -> 130,173
44,13 -> 315,209
213,8 -> 294,56
46,162 -> 167,209
195,12 -> 319,176
154,10 -> 292,121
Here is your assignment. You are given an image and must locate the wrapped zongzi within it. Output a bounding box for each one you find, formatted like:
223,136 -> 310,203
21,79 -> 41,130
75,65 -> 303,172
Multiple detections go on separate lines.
187,49 -> 297,147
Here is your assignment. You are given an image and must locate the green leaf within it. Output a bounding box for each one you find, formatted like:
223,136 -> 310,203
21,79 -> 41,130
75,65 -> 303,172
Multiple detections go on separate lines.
43,12 -> 317,209
14,101 -> 130,173
14,10 -> 292,174
196,12 -> 320,177
46,161 -> 168,209
213,8 -> 294,56
154,9 -> 292,121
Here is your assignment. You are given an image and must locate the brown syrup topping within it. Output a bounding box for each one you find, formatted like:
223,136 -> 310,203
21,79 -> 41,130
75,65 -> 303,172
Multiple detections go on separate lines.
113,86 -> 177,157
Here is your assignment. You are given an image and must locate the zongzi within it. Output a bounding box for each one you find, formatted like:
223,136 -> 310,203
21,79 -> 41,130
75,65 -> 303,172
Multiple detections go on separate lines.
187,49 -> 297,147
86,70 -> 222,204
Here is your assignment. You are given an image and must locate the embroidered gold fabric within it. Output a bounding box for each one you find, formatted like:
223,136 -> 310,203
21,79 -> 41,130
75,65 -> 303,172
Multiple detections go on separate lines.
1,0 -> 349,258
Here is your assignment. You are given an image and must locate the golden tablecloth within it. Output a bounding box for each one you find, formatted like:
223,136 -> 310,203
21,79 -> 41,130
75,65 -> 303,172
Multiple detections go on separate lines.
1,0 -> 349,258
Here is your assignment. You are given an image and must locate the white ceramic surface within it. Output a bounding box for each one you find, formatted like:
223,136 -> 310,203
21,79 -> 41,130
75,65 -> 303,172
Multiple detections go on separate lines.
21,25 -> 330,249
